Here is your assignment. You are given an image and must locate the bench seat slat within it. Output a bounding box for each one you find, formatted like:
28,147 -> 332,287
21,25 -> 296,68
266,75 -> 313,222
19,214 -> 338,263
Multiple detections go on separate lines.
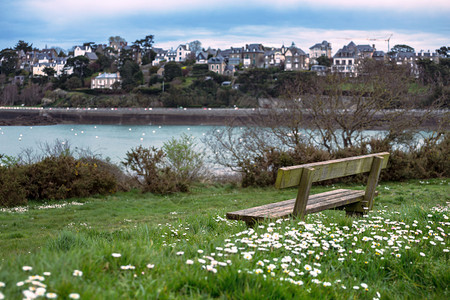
227,189 -> 351,217
226,189 -> 365,223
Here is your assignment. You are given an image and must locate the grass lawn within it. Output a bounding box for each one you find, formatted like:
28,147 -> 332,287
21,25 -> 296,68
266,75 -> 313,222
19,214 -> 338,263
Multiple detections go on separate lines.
0,179 -> 448,299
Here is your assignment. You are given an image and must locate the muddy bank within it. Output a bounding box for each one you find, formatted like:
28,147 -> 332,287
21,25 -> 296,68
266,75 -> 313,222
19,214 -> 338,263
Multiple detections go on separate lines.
0,113 -> 57,126
0,108 -> 260,126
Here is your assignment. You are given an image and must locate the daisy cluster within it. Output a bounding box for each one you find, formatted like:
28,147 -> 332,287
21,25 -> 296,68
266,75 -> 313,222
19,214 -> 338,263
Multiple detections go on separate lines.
0,202 -> 85,214
3,267 -> 80,299
180,203 -> 448,298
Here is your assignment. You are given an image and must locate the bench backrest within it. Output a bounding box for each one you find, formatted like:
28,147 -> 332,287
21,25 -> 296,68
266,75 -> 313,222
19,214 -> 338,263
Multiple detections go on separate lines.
275,152 -> 390,189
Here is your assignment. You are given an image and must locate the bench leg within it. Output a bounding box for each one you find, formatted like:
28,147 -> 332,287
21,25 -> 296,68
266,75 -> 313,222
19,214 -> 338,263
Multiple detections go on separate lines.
293,167 -> 315,219
345,156 -> 384,216
245,220 -> 257,227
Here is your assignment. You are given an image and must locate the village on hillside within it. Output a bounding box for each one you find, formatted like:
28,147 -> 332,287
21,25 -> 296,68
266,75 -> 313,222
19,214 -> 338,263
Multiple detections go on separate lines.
0,36 -> 448,111
1,36 -> 446,89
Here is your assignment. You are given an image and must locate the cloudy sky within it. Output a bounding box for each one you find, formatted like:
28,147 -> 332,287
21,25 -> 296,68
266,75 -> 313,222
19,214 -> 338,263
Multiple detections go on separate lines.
1,0 -> 449,54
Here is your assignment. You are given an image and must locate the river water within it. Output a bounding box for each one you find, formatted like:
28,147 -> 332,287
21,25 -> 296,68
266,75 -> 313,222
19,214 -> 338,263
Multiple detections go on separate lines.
0,124 -> 221,164
0,124 -> 431,168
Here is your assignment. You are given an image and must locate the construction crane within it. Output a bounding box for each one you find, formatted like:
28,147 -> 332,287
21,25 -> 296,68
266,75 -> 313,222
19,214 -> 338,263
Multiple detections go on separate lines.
366,34 -> 393,52
337,34 -> 393,52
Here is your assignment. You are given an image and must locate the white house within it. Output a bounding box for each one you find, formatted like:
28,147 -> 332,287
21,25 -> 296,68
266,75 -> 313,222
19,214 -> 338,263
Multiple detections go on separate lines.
91,72 -> 121,89
208,56 -> 226,75
32,57 -> 72,77
152,48 -> 167,66
175,44 -> 191,62
332,42 -> 375,76
309,41 -> 332,65
74,45 -> 92,57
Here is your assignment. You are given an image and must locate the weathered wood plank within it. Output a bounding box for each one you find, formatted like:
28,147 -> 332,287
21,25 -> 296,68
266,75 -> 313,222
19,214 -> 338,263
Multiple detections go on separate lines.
226,189 -> 359,219
226,189 -> 365,223
275,152 -> 389,189
305,191 -> 364,214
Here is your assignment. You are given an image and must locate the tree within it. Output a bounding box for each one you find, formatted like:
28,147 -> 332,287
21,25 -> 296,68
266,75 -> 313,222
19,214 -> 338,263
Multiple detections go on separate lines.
65,56 -> 91,84
188,40 -> 202,55
436,46 -> 449,57
14,40 -> 33,52
65,77 -> 82,90
389,44 -> 415,54
96,53 -> 114,71
164,62 -> 182,81
58,50 -> 67,57
416,58 -> 449,86
43,66 -> 56,78
0,48 -> 18,76
133,34 -> 155,65
120,60 -> 143,91
118,48 -> 133,68
108,36 -> 126,44
316,55 -> 332,67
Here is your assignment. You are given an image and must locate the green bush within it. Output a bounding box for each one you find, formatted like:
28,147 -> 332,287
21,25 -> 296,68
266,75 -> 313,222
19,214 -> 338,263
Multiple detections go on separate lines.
123,146 -> 179,194
0,166 -> 27,207
123,135 -> 206,194
0,152 -> 119,207
163,133 -> 206,190
24,155 -> 117,201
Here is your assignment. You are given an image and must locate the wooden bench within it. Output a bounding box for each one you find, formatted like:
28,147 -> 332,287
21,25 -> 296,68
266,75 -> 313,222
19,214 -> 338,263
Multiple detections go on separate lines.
226,152 -> 390,225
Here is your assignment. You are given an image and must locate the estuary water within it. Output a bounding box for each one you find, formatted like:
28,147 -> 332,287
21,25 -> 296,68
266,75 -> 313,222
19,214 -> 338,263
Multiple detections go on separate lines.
0,124 -> 220,164
0,124 -> 430,168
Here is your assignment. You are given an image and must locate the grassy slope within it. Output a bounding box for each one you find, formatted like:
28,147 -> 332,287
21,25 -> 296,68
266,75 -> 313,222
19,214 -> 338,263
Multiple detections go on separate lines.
0,179 -> 448,299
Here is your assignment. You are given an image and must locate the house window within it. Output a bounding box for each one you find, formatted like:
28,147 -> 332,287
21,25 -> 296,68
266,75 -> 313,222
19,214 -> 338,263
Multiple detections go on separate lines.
348,60 -> 352,65
335,60 -> 340,65
342,60 -> 346,65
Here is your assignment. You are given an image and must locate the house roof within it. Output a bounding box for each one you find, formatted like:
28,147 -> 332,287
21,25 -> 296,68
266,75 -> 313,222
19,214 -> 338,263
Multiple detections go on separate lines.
37,53 -> 52,60
333,41 -> 358,58
217,49 -> 231,58
356,45 -> 375,52
206,47 -> 217,56
231,47 -> 244,53
309,40 -> 331,50
311,65 -> 328,71
208,56 -> 225,64
373,51 -> 385,57
75,45 -> 91,51
245,44 -> 264,53
196,52 -> 208,60
95,73 -> 120,79
86,52 -> 98,60
178,44 -> 190,51
153,48 -> 166,54
285,43 -> 306,56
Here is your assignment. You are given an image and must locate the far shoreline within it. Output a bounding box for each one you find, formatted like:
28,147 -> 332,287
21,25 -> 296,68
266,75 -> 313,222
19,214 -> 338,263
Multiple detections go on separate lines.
0,107 -> 447,129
